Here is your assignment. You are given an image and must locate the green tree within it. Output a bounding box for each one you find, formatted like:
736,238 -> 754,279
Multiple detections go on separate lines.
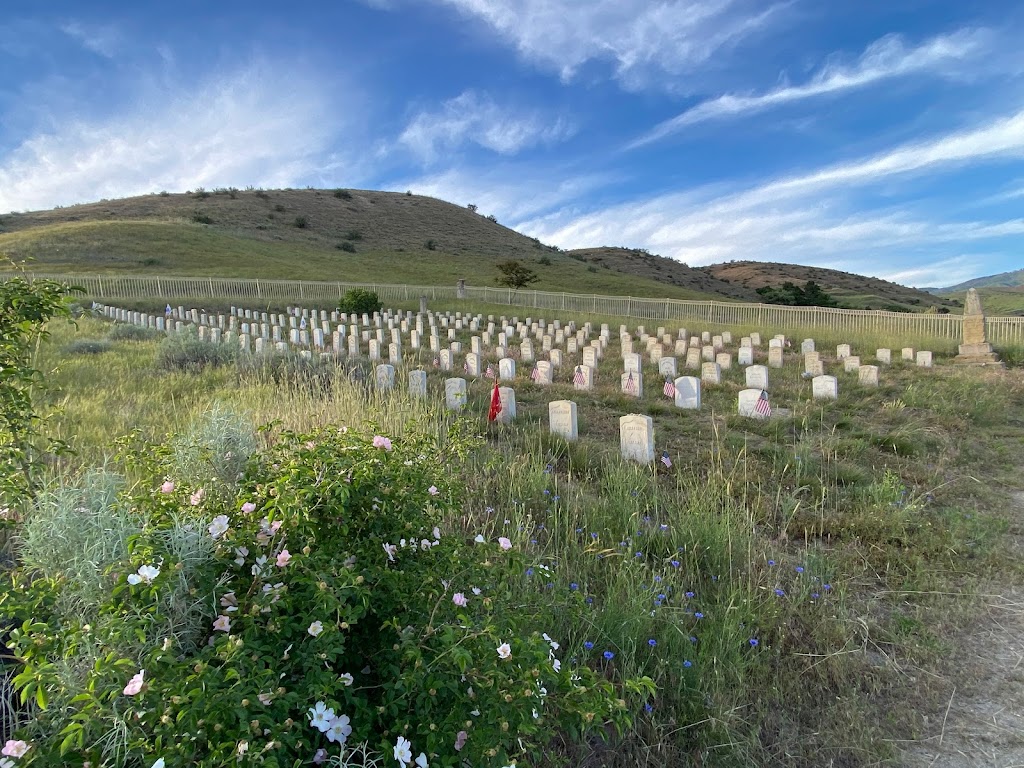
338,288 -> 382,315
0,268 -> 75,505
495,260 -> 540,291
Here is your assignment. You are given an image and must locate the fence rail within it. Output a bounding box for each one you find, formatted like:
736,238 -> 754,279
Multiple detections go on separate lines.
9,272 -> 1024,346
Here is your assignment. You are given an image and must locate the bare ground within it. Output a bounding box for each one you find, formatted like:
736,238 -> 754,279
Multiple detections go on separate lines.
902,492 -> 1024,768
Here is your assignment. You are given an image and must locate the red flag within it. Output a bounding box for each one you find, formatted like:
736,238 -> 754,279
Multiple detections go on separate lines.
488,381 -> 502,422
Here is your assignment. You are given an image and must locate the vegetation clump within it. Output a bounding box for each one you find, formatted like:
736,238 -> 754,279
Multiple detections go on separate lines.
495,260 -> 540,291
338,288 -> 382,315
756,280 -> 839,307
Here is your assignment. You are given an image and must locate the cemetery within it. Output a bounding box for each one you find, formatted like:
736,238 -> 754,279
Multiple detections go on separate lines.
2,281 -> 1022,768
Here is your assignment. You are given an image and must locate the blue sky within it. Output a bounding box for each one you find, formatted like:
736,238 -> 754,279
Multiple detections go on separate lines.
2,1 -> 1023,287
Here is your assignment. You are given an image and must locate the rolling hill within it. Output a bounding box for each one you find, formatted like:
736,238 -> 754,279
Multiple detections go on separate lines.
0,187 -> 959,311
939,268 -> 1024,292
702,260 -> 959,312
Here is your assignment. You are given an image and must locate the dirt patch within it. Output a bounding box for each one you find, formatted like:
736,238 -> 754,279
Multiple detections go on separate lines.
902,492 -> 1024,767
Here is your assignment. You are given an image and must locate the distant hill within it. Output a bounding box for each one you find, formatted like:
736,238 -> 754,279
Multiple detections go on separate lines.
938,268 -> 1024,292
0,187 -> 957,312
701,260 -> 959,312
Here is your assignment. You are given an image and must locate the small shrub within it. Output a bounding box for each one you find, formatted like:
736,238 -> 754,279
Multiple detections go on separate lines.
254,190 -> 269,199
334,189 -> 352,200
537,256 -> 552,265
64,339 -> 112,355
158,190 -> 169,197
294,216 -> 308,229
338,288 -> 382,315
172,405 -> 256,495
406,189 -> 412,196
193,187 -> 210,199
467,203 -> 478,212
486,214 -> 498,223
424,239 -> 437,251
344,229 -> 362,241
107,324 -> 162,342
274,204 -> 286,213
139,257 -> 162,266
587,265 -> 598,273
227,187 -> 239,199
337,242 -> 356,253
191,212 -> 213,225
157,328 -> 237,371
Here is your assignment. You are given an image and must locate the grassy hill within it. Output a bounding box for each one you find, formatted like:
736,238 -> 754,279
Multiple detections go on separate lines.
702,260 -> 959,312
940,268 -> 1024,292
0,187 -> 958,311
0,188 -> 715,300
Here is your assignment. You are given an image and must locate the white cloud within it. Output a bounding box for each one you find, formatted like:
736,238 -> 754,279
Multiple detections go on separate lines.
0,64 -> 353,213
515,110 -> 1024,283
59,21 -> 123,58
398,90 -> 574,162
390,165 -> 613,224
878,256 -> 991,289
631,27 -> 989,145
430,0 -> 787,88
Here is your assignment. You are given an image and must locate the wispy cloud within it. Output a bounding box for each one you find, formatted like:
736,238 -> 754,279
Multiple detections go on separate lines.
398,90 -> 574,162
516,110 -> 1024,283
631,28 -> 989,146
59,20 -> 123,58
390,165 -> 614,224
430,0 -> 788,89
0,64 -> 352,213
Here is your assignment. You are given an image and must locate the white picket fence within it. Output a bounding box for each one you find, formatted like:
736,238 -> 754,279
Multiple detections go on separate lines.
11,272 -> 1024,346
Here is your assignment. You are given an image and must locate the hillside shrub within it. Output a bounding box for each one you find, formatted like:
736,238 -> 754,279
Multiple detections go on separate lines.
64,339 -> 112,355
191,212 -> 213,225
156,328 -> 237,372
337,242 -> 357,253
294,216 -> 308,229
193,187 -> 210,199
0,272 -> 74,506
344,229 -> 363,241
424,239 -> 437,251
338,289 -> 382,315
334,190 -> 352,200
107,324 -> 163,342
1,425 -> 650,766
274,204 -> 285,213
537,256 -> 552,266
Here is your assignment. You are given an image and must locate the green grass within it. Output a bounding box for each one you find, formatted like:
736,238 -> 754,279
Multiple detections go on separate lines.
21,313 -> 1024,766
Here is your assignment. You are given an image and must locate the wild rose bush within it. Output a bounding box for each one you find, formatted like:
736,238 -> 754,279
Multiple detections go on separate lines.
2,424 -> 652,767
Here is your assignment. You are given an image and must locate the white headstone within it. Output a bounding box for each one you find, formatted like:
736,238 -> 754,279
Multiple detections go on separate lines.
621,370 -> 643,397
801,339 -> 815,354
876,348 -> 891,365
737,347 -> 754,366
916,351 -> 933,368
408,370 -> 427,398
572,364 -> 594,391
499,357 -> 516,381
715,352 -> 732,370
444,378 -> 467,411
673,376 -> 701,410
812,375 -> 838,400
745,365 -> 769,390
701,362 -> 721,385
375,364 -> 395,392
836,344 -> 851,360
465,352 -> 481,377
623,352 -> 642,373
535,360 -> 553,385
843,356 -> 861,373
496,387 -> 516,424
738,389 -> 770,420
549,400 -> 578,441
901,347 -> 915,362
858,365 -> 879,386
768,347 -> 783,369
619,414 -> 655,464
658,357 -> 677,379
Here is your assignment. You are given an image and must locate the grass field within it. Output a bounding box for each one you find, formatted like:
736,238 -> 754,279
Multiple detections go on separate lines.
13,307 -> 1023,766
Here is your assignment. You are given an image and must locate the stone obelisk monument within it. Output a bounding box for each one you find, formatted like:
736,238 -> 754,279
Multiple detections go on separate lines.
953,288 -> 1001,365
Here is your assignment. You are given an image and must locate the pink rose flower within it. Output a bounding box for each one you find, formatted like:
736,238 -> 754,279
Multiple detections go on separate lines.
428,485 -> 439,496
454,730 -> 468,752
276,550 -> 291,567
2,740 -> 30,757
498,537 -> 512,550
241,502 -> 256,513
190,488 -> 205,506
372,435 -> 392,451
159,480 -> 174,494
123,670 -> 145,696
452,592 -> 467,607
213,615 -> 231,632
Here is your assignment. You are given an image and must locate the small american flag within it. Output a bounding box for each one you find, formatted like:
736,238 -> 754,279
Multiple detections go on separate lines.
625,371 -> 637,395
755,390 -> 772,417
464,360 -> 470,374
661,451 -> 672,468
531,366 -> 540,381
663,378 -> 676,398
432,357 -> 439,368
485,364 -> 495,379
573,365 -> 586,386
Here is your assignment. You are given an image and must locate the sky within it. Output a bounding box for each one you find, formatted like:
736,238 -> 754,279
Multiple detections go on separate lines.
1,1 -> 1023,287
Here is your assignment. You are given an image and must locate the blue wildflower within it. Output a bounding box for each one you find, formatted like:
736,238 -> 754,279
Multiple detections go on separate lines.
694,612 -> 704,619
683,660 -> 693,668
603,651 -> 615,660
774,588 -> 785,597
648,638 -> 657,647
749,638 -> 759,647
584,641 -> 594,650
570,582 -> 579,591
